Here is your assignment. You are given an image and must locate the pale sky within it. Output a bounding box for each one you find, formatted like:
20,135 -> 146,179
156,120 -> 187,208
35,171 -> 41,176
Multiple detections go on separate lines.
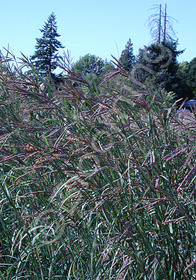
0,0 -> 195,63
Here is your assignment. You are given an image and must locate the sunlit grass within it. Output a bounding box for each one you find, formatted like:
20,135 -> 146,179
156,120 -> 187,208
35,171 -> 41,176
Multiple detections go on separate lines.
0,52 -> 195,279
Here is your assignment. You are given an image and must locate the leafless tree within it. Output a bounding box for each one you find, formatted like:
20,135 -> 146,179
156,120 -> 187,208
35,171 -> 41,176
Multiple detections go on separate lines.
147,4 -> 176,43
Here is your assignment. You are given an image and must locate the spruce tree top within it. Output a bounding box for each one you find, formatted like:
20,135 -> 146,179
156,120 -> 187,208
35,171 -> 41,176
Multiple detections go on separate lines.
31,12 -> 64,77
119,38 -> 135,72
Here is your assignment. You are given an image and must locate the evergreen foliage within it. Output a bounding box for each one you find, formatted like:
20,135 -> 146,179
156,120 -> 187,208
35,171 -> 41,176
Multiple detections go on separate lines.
135,41 -> 188,99
188,58 -> 196,96
31,12 -> 64,77
176,58 -> 196,99
119,38 -> 135,72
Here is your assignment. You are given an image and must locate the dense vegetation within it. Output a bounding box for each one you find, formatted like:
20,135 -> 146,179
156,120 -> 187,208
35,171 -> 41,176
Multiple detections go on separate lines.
0,10 -> 196,280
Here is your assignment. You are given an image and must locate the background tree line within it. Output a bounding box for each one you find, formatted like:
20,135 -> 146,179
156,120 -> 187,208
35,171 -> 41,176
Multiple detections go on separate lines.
27,9 -> 196,100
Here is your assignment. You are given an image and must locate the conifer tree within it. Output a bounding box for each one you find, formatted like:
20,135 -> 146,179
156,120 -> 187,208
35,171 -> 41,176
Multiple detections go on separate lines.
119,38 -> 135,72
31,12 -> 64,77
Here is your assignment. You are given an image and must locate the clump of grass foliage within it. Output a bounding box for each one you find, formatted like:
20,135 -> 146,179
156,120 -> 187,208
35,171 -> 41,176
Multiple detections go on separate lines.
0,51 -> 195,280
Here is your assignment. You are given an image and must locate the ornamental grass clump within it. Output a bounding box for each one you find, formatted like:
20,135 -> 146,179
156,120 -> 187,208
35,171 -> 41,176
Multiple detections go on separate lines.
0,52 -> 195,279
